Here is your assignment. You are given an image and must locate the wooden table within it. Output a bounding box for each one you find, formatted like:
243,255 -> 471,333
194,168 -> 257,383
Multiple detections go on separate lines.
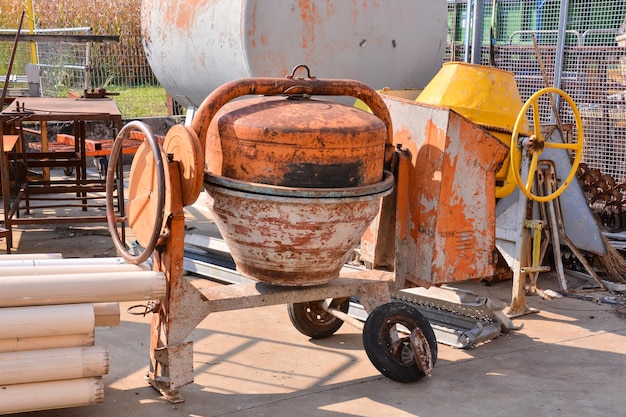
0,97 -> 125,249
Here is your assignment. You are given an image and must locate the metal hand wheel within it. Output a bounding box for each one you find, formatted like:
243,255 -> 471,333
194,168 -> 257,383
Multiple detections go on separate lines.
510,87 -> 584,202
106,121 -> 169,264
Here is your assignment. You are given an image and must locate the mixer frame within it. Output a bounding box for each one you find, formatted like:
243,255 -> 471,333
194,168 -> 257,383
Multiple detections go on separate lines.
105,121 -> 437,403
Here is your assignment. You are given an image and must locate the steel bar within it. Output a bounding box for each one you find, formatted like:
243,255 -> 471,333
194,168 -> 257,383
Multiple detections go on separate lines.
0,34 -> 119,42
0,11 -> 24,108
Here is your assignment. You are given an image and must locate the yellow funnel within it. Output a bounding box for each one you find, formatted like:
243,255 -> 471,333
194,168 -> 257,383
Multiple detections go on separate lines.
417,62 -> 528,198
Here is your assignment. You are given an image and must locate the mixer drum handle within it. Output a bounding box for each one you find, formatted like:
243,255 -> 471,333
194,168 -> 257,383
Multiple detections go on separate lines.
190,64 -> 394,163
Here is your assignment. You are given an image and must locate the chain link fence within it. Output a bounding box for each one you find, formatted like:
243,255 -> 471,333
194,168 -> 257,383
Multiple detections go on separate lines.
36,27 -> 90,97
3,1 -> 626,187
448,0 -> 626,188
0,26 -> 173,119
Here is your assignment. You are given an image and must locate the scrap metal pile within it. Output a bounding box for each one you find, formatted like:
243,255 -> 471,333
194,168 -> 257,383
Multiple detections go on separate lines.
579,162 -> 626,233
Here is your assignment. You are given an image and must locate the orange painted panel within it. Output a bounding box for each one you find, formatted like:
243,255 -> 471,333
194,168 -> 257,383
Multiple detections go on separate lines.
363,94 -> 508,287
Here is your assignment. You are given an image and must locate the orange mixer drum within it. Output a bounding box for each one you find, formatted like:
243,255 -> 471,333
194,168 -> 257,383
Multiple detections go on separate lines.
193,68 -> 395,286
205,96 -> 387,188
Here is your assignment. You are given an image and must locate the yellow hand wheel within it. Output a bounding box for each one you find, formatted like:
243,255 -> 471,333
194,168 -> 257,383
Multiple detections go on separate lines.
510,87 -> 584,203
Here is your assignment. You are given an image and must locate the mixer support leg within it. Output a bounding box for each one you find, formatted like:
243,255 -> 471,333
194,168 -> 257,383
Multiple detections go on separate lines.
506,154 -> 537,318
147,162 -> 198,402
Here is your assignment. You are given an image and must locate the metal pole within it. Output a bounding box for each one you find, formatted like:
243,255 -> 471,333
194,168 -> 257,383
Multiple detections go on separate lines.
1,11 -> 25,108
26,0 -> 38,65
489,0 -> 498,66
472,0 -> 484,65
553,0 -> 569,92
451,2 -> 458,61
464,0 -> 472,63
471,0 -> 485,64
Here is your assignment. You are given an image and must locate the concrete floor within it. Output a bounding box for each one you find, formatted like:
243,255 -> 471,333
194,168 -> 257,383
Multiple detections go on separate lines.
2,174 -> 626,417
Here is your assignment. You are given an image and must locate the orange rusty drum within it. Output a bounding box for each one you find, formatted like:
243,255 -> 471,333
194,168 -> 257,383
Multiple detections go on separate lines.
194,69 -> 395,286
205,96 -> 386,188
204,172 -> 394,286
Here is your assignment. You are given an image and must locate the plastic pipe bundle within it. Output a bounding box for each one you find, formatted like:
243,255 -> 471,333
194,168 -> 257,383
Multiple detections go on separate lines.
0,254 -> 165,414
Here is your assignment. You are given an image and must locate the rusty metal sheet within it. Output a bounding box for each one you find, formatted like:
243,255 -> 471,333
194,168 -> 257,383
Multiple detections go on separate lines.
366,95 -> 509,287
2,97 -> 122,121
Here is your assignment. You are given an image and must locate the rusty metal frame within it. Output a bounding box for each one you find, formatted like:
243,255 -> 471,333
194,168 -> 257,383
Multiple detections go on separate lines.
537,161 -> 607,293
507,156 -> 608,317
147,161 -> 394,403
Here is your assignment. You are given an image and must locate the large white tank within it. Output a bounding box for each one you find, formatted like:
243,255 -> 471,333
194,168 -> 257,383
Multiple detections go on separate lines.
141,0 -> 447,107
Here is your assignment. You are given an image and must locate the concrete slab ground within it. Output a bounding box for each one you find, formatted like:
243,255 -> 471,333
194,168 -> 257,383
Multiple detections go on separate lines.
2,170 -> 626,417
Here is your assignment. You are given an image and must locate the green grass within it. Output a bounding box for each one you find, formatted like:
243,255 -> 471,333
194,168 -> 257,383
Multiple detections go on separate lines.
106,85 -> 172,118
0,0 -> 167,119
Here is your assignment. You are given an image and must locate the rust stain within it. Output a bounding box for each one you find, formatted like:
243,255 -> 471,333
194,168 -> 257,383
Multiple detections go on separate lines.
299,0 -> 321,49
414,120 -> 446,240
170,0 -> 208,31
395,153 -> 409,242
326,0 -> 336,17
247,1 -> 258,40
393,126 -> 413,150
206,182 -> 385,286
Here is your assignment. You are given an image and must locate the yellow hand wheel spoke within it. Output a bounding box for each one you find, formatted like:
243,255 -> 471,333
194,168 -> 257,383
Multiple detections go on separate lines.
525,153 -> 540,191
509,87 -> 584,203
531,99 -> 542,135
543,141 -> 581,151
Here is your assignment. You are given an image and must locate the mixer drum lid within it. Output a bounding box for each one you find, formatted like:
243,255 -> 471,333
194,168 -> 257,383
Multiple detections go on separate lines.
205,96 -> 386,188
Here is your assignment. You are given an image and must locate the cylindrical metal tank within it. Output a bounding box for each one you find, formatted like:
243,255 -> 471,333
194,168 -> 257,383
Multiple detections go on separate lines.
141,0 -> 447,107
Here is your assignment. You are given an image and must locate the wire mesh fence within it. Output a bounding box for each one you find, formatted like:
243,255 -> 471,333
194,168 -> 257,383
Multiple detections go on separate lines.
87,26 -> 171,118
0,26 -> 173,119
36,27 -> 90,97
1,0 -> 625,189
447,0 -> 626,188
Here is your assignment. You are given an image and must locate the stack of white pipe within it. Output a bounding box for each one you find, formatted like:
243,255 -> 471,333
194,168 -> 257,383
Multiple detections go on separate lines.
0,254 -> 166,415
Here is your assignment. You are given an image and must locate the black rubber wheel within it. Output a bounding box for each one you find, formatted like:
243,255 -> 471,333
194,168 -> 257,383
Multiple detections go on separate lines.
362,301 -> 437,383
288,298 -> 350,339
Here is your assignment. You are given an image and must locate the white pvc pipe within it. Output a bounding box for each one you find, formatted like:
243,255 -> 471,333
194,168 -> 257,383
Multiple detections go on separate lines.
0,377 -> 104,414
93,302 -> 121,327
0,270 -> 166,307
1,262 -> 150,276
0,304 -> 95,339
0,257 -> 148,268
0,346 -> 108,385
0,333 -> 94,353
0,253 -> 62,261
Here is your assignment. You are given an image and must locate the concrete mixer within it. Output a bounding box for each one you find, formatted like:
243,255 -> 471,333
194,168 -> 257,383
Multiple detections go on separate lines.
106,69 -> 441,401
98,0 -> 611,403
108,57 -> 584,397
